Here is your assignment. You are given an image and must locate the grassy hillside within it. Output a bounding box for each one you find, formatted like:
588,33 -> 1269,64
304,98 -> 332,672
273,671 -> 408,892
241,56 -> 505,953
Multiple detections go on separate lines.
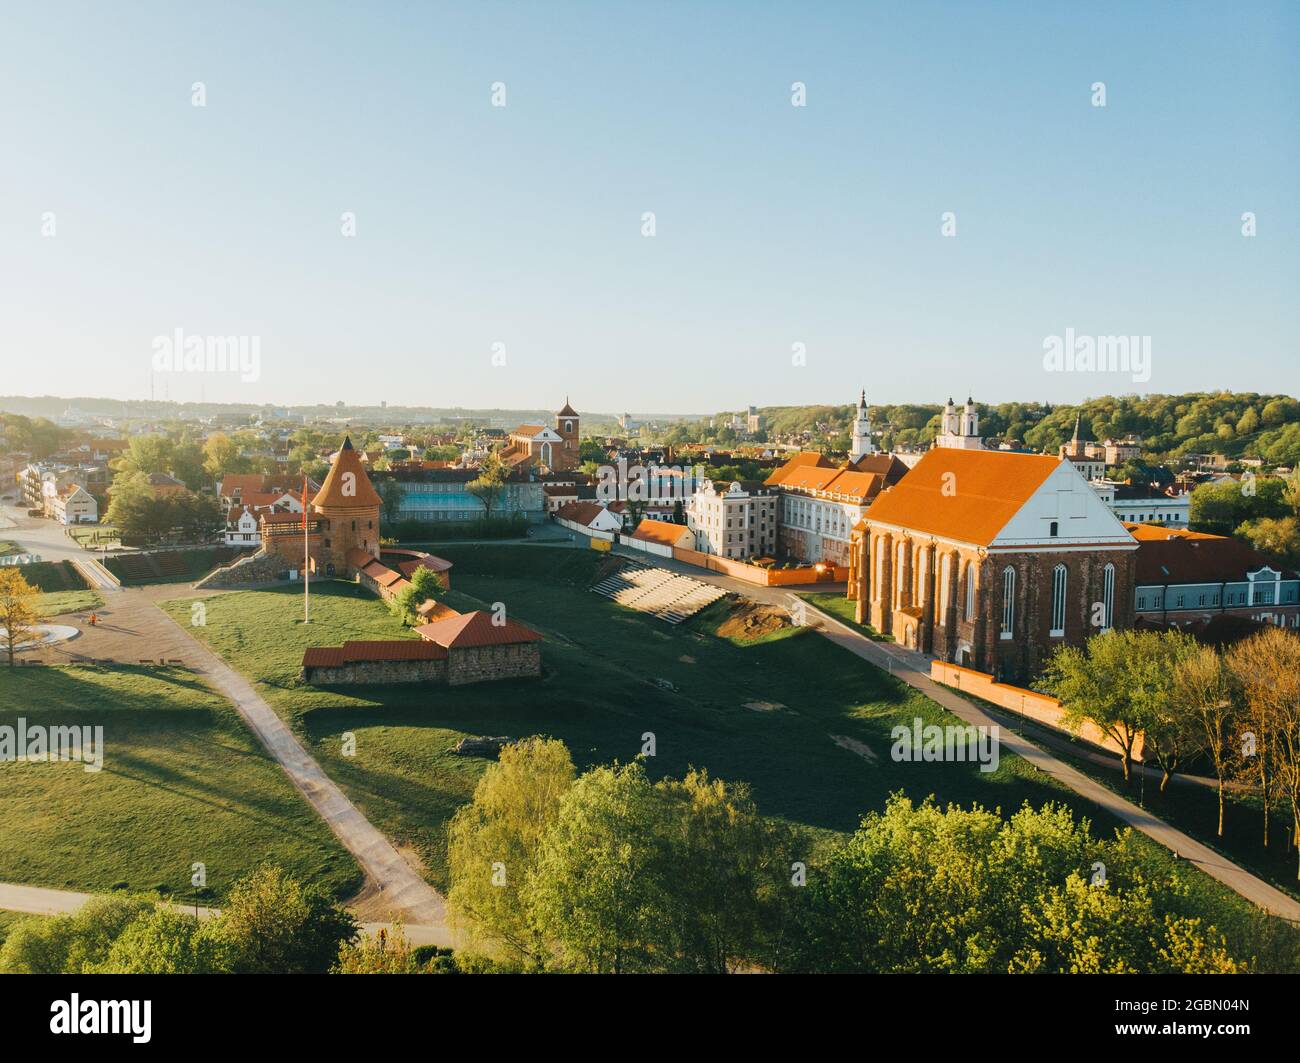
0,665 -> 361,902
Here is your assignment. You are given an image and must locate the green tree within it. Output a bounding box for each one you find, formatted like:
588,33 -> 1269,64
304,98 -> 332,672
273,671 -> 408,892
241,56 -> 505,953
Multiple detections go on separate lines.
467,452 -> 510,521
1176,646 -> 1236,837
1238,516 -> 1300,570
211,865 -> 357,973
94,907 -> 223,974
388,565 -> 446,626
1043,631 -> 1147,780
447,737 -> 576,968
526,761 -> 668,973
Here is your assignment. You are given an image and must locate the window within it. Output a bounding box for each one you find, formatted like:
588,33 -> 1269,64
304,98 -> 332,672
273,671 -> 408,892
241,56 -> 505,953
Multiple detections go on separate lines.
963,562 -> 975,621
939,553 -> 951,623
1102,563 -> 1115,630
1000,566 -> 1015,639
1050,564 -> 1067,636
1049,521 -> 1058,537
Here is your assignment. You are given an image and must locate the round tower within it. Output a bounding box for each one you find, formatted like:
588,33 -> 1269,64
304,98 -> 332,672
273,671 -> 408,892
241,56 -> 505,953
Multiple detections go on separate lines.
311,435 -> 383,576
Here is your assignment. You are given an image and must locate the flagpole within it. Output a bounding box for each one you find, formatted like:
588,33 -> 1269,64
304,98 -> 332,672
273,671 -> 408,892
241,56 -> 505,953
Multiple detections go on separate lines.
302,475 -> 310,624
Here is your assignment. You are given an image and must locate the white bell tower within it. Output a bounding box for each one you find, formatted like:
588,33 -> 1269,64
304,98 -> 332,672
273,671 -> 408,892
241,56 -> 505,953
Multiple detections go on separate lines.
850,388 -> 874,460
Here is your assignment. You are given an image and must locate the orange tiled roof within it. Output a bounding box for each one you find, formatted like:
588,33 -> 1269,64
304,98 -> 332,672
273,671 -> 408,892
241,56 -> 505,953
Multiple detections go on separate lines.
556,500 -> 608,526
863,449 -> 1063,546
511,424 -> 547,438
415,610 -> 542,648
630,519 -> 690,546
303,640 -> 447,667
764,451 -> 835,486
313,436 -> 382,508
1124,523 -> 1219,542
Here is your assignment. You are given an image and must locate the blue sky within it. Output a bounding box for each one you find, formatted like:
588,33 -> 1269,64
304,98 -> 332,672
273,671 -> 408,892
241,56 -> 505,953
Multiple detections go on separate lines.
1,1 -> 1296,413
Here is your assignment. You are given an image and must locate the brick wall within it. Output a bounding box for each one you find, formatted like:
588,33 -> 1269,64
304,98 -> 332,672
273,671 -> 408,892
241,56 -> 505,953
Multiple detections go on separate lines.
930,660 -> 1144,759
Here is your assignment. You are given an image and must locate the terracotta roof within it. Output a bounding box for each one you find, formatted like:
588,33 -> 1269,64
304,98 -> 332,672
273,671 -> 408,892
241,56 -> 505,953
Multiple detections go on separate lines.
556,500 -> 609,526
396,555 -> 452,577
864,449 -> 1063,547
346,547 -> 378,569
543,484 -> 578,497
416,610 -> 543,648
260,510 -> 308,525
313,436 -> 383,508
302,639 -> 447,668
764,452 -> 835,486
415,600 -> 460,622
220,474 -> 268,497
630,519 -> 691,547
1135,536 -> 1296,584
511,424 -> 547,438
846,452 -> 910,487
1124,523 -> 1219,542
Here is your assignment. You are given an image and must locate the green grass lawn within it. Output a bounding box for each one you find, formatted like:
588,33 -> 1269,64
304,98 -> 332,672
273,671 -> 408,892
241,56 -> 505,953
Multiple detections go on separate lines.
157,549 -> 1140,884
155,545 -> 1298,963
797,591 -> 892,640
0,665 -> 361,903
68,525 -> 119,545
35,589 -> 104,617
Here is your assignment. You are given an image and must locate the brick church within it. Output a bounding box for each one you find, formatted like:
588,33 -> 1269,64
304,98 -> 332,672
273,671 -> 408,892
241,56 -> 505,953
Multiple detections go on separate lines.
847,448 -> 1138,682
499,398 -> 581,472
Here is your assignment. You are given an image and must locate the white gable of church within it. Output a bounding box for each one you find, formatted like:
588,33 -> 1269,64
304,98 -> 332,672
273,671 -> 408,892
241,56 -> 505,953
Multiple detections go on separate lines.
529,428 -> 563,444
991,460 -> 1134,548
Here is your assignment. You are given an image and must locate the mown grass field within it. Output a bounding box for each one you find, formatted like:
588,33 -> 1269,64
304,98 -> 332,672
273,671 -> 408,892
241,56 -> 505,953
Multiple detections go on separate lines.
158,542 -> 1289,956
35,589 -> 103,617
0,665 -> 361,902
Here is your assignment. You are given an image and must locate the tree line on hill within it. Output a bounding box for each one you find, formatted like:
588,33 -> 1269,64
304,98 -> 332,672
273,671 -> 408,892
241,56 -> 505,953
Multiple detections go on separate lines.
656,393 -> 1300,466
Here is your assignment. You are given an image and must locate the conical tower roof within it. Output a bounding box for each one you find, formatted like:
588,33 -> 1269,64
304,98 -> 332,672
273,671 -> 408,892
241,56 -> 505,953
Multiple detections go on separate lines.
313,435 -> 383,508
557,396 -> 578,417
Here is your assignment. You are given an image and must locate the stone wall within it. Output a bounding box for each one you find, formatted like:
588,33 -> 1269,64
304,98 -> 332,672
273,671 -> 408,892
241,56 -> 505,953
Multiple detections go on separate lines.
196,549 -> 293,589
447,643 -> 542,686
302,658 -> 447,685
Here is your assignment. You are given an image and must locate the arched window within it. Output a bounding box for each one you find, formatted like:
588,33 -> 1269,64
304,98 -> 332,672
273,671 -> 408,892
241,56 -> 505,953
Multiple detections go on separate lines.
1050,563 -> 1067,636
1000,566 -> 1016,638
916,548 -> 928,606
938,553 -> 951,623
1102,562 -> 1115,630
895,541 -> 905,607
963,562 -> 975,621
874,540 -> 884,601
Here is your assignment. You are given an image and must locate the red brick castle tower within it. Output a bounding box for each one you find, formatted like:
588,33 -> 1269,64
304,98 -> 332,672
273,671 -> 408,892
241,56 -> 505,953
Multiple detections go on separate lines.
311,435 -> 382,576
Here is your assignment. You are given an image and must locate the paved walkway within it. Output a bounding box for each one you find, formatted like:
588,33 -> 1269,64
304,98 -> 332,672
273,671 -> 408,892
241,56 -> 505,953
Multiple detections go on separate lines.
8,576 -> 451,936
0,881 -> 451,948
803,602 -> 1300,922
149,601 -> 449,931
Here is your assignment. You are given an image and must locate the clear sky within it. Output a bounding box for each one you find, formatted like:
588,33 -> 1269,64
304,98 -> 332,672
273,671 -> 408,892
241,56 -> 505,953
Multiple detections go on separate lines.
1,1 -> 1296,414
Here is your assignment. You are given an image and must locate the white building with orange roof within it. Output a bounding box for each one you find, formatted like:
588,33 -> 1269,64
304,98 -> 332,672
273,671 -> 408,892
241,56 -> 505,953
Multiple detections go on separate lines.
848,448 -> 1137,681
766,450 -> 908,565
